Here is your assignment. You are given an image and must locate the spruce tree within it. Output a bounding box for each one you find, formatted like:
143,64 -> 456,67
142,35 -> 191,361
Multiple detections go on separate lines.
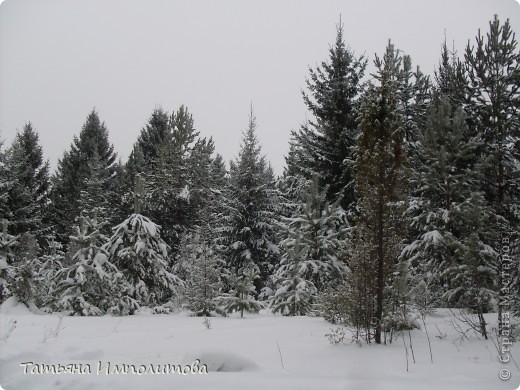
124,107 -> 171,197
77,151 -> 112,234
0,136 -> 10,222
274,176 -> 347,313
104,212 -> 183,308
135,107 -> 171,169
216,263 -> 264,318
288,19 -> 366,209
53,214 -> 119,316
220,108 -> 279,292
36,237 -> 65,309
0,219 -> 17,303
5,123 -> 50,239
434,41 -> 467,109
184,231 -> 224,316
50,110 -> 118,242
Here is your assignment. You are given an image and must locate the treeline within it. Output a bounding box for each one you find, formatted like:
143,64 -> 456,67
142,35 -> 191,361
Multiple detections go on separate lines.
0,16 -> 518,344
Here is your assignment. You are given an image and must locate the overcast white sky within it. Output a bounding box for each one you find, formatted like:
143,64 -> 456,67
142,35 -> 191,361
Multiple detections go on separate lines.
0,0 -> 519,175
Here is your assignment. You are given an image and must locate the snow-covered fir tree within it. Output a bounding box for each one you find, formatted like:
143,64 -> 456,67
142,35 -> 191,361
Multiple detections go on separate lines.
442,193 -> 497,339
219,108 -> 280,293
271,234 -> 317,316
0,219 -> 17,303
0,136 -> 8,220
273,176 -> 348,315
216,263 -> 264,318
35,237 -> 65,310
398,54 -> 431,171
8,232 -> 41,305
183,230 -> 224,316
53,214 -> 121,316
104,212 -> 183,308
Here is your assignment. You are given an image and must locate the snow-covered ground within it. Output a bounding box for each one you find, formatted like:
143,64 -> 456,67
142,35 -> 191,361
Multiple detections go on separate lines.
0,298 -> 518,390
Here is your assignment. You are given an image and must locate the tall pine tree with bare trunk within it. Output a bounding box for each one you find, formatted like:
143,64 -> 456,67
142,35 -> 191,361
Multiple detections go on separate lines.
353,42 -> 409,344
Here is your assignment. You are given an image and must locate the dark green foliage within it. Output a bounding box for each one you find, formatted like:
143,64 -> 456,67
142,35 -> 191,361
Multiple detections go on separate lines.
273,177 -> 348,316
53,215 -> 119,316
219,109 -> 280,291
463,15 -> 520,332
287,20 -> 366,209
105,213 -> 183,307
4,124 -> 50,239
216,263 -> 264,318
464,16 -> 520,208
135,107 -> 170,170
184,231 -> 224,316
141,106 -> 217,251
50,110 -> 119,243
352,41 -> 409,344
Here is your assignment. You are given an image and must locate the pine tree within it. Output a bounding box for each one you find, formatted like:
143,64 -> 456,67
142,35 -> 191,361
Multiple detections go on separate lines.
352,41 -> 409,344
464,16 -> 519,208
402,98 -> 477,297
341,226 -> 378,342
288,19 -> 367,209
142,105 -> 214,251
463,16 -> 520,325
442,193 -> 497,339
271,234 -> 317,316
402,97 -> 498,338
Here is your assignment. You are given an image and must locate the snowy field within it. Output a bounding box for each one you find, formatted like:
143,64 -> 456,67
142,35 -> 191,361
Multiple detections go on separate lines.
0,298 -> 519,390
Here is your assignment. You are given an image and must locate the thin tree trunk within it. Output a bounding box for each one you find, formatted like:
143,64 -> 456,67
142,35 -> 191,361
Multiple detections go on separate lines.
375,193 -> 384,344
422,315 -> 434,363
